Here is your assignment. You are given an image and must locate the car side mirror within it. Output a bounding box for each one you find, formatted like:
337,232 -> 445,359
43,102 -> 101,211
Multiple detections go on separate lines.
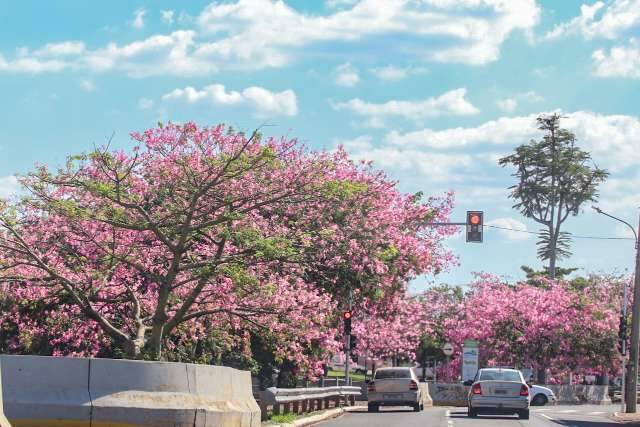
526,382 -> 533,388
463,380 -> 473,386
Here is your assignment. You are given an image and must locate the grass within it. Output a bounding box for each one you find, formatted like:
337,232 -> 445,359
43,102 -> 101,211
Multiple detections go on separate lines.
326,369 -> 366,382
270,413 -> 297,423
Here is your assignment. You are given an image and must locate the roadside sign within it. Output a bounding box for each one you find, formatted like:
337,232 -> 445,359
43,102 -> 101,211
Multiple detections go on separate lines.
442,343 -> 454,356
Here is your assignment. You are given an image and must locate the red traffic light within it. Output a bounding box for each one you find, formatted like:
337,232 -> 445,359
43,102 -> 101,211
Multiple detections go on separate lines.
343,311 -> 352,320
466,211 -> 484,243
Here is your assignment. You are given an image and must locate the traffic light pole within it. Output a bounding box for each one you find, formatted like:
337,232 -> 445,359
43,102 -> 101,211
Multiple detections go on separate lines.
622,281 -> 629,413
627,217 -> 640,413
593,207 -> 639,413
345,288 -> 353,386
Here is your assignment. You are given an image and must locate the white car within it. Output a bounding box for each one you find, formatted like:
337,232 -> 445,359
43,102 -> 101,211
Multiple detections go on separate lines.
530,384 -> 556,406
367,367 -> 423,412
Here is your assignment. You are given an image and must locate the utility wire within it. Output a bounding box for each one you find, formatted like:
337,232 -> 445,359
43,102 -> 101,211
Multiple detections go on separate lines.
486,225 -> 635,240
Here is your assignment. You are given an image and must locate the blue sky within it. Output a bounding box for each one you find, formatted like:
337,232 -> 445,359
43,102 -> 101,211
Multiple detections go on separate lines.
1,0 -> 639,290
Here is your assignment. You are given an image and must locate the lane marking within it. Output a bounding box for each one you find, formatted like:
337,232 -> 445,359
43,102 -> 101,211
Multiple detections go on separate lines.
541,414 -> 555,421
445,410 -> 451,417
560,410 -> 577,413
588,412 -> 605,415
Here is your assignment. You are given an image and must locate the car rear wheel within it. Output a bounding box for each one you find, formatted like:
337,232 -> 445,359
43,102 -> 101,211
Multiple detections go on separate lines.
468,407 -> 478,418
532,394 -> 548,406
368,404 -> 379,412
518,409 -> 530,420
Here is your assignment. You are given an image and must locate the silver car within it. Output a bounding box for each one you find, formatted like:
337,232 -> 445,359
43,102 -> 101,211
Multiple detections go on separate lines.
467,368 -> 530,419
367,367 -> 423,412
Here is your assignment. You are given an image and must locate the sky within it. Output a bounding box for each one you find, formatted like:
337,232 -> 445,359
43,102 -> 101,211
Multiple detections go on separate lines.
0,0 -> 639,290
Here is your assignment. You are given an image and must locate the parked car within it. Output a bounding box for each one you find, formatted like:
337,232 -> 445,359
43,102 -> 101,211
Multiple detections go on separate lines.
367,367 -> 423,412
467,368 -> 530,419
530,384 -> 556,406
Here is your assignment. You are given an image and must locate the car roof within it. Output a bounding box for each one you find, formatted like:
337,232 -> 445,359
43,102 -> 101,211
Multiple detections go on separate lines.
479,368 -> 519,371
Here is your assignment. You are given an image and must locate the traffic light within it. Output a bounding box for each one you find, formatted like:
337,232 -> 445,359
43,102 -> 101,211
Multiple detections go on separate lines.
350,335 -> 357,351
466,211 -> 484,243
619,315 -> 628,355
343,311 -> 352,335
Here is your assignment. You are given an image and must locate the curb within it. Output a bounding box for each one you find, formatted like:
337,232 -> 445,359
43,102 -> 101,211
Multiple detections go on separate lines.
263,405 -> 367,427
611,412 -> 640,423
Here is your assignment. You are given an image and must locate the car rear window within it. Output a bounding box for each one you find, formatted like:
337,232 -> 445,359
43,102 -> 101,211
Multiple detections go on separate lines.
479,370 -> 521,382
374,369 -> 412,379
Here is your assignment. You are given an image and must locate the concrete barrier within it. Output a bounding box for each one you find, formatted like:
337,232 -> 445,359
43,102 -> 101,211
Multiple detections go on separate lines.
1,355 -> 260,427
0,358 -> 11,427
418,383 -> 433,408
429,383 -> 469,406
544,385 -> 611,405
1,355 -> 91,426
427,382 -> 611,406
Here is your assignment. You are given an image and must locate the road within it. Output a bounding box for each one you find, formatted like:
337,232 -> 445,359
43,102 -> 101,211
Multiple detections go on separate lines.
319,405 -> 621,427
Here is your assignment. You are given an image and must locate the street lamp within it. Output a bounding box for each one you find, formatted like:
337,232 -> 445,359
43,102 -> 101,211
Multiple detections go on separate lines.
592,206 -> 640,413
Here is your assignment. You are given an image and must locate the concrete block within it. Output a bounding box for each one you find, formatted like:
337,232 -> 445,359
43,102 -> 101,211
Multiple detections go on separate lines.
429,383 -> 469,406
90,358 -> 195,427
0,358 -> 12,427
419,383 -> 433,408
1,354 -> 91,426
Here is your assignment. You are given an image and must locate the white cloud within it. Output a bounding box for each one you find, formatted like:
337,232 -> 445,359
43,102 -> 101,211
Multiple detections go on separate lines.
332,88 -> 479,127
138,97 -> 154,110
496,91 -> 543,112
371,64 -> 428,81
33,41 -> 86,57
162,83 -> 297,117
161,10 -> 175,25
497,98 -> 518,112
0,53 -> 66,73
79,79 -> 96,92
545,0 -> 640,40
326,0 -> 359,8
196,0 -> 540,67
334,63 -> 360,87
544,0 -> 640,78
593,38 -> 640,79
132,9 -> 146,29
487,217 -> 532,241
0,176 -> 19,199
597,173 -> 640,211
0,0 -> 540,76
385,111 -> 640,173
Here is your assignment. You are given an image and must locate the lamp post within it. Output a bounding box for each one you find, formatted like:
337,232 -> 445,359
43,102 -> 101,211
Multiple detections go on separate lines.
592,207 -> 640,412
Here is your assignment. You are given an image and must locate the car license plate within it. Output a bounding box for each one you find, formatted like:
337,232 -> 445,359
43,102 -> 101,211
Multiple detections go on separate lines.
495,389 -> 507,394
383,394 -> 400,400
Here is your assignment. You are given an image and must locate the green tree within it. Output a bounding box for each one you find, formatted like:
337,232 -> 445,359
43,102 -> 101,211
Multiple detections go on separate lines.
499,114 -> 608,279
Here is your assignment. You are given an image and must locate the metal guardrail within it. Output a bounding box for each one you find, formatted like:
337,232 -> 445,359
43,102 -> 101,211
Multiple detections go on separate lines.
259,386 -> 362,421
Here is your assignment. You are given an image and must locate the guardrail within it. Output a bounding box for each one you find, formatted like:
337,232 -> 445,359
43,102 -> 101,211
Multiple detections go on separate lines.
259,386 -> 361,421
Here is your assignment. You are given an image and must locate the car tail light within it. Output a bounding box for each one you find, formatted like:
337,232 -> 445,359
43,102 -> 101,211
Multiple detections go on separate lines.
368,382 -> 376,392
472,383 -> 482,395
409,380 -> 419,390
520,385 -> 529,396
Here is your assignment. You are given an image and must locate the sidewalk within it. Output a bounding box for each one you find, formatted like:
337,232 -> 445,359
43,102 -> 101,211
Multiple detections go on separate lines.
262,405 -> 365,427
612,412 -> 640,423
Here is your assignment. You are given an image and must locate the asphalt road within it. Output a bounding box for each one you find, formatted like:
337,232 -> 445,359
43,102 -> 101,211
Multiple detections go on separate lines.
318,404 -> 621,427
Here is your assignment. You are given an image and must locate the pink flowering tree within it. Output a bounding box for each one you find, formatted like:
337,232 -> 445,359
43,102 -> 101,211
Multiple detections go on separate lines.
435,274 -> 623,383
0,123 -> 365,360
0,122 -> 457,372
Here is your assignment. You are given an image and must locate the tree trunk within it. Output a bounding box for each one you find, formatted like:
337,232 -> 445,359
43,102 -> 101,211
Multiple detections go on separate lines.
148,315 -> 167,360
537,367 -> 546,385
548,226 -> 557,280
